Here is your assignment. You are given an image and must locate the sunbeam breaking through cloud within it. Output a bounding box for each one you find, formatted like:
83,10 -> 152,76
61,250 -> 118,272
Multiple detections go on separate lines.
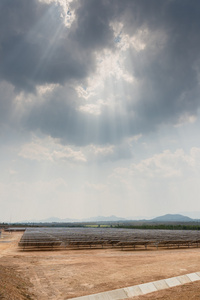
1,0 -> 200,221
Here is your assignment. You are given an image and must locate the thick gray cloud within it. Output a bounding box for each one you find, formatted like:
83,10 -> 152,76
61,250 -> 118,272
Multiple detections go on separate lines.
25,85 -> 122,146
0,0 -> 112,91
71,0 -> 114,50
0,82 -> 15,128
119,0 -> 200,123
1,0 -> 200,146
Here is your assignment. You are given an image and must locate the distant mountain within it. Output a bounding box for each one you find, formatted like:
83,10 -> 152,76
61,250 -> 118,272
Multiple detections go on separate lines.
128,215 -> 153,220
83,215 -> 127,222
19,217 -> 78,223
19,215 -> 126,223
150,214 -> 193,222
40,217 -> 77,223
17,214 -> 196,224
180,211 -> 200,219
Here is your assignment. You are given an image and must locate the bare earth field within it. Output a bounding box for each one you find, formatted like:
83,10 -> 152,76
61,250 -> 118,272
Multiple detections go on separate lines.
1,232 -> 200,299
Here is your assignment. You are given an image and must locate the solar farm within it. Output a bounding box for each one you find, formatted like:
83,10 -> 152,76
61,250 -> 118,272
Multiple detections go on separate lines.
2,228 -> 200,299
18,227 -> 200,250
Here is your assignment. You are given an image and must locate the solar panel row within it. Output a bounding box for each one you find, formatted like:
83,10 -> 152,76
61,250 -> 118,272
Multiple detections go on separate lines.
18,227 -> 200,250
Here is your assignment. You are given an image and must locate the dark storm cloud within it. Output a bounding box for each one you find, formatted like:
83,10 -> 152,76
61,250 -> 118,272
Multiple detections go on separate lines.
25,85 -> 124,146
1,0 -> 200,146
118,0 -> 200,129
0,82 -> 15,127
0,0 -> 114,91
70,0 -> 114,50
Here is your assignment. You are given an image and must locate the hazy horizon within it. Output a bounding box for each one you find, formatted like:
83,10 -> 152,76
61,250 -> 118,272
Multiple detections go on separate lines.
6,211 -> 200,224
1,0 -> 200,222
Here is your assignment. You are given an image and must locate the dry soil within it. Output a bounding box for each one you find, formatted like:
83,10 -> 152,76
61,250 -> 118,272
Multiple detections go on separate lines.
1,231 -> 200,299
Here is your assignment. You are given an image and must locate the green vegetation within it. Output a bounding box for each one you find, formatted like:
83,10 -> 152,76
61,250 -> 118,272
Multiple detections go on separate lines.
114,223 -> 200,230
84,224 -> 111,228
2,221 -> 200,230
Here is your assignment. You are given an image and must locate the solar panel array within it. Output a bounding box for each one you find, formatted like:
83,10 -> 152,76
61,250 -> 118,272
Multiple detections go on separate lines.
18,228 -> 62,249
18,227 -> 200,250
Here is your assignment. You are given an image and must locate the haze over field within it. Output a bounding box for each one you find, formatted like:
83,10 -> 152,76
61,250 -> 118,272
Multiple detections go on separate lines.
1,0 -> 200,222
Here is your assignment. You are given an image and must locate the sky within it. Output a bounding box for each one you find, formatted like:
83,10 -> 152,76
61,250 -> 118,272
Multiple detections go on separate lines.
1,0 -> 200,222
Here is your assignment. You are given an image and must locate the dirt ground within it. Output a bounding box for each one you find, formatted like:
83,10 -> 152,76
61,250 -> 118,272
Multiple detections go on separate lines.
1,232 -> 200,299
0,232 -> 35,300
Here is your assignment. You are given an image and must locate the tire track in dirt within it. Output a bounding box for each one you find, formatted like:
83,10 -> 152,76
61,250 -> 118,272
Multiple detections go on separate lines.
0,233 -> 22,258
29,266 -> 63,300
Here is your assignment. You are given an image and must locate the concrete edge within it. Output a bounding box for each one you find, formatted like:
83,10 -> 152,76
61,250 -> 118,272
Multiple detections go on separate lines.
68,272 -> 200,300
